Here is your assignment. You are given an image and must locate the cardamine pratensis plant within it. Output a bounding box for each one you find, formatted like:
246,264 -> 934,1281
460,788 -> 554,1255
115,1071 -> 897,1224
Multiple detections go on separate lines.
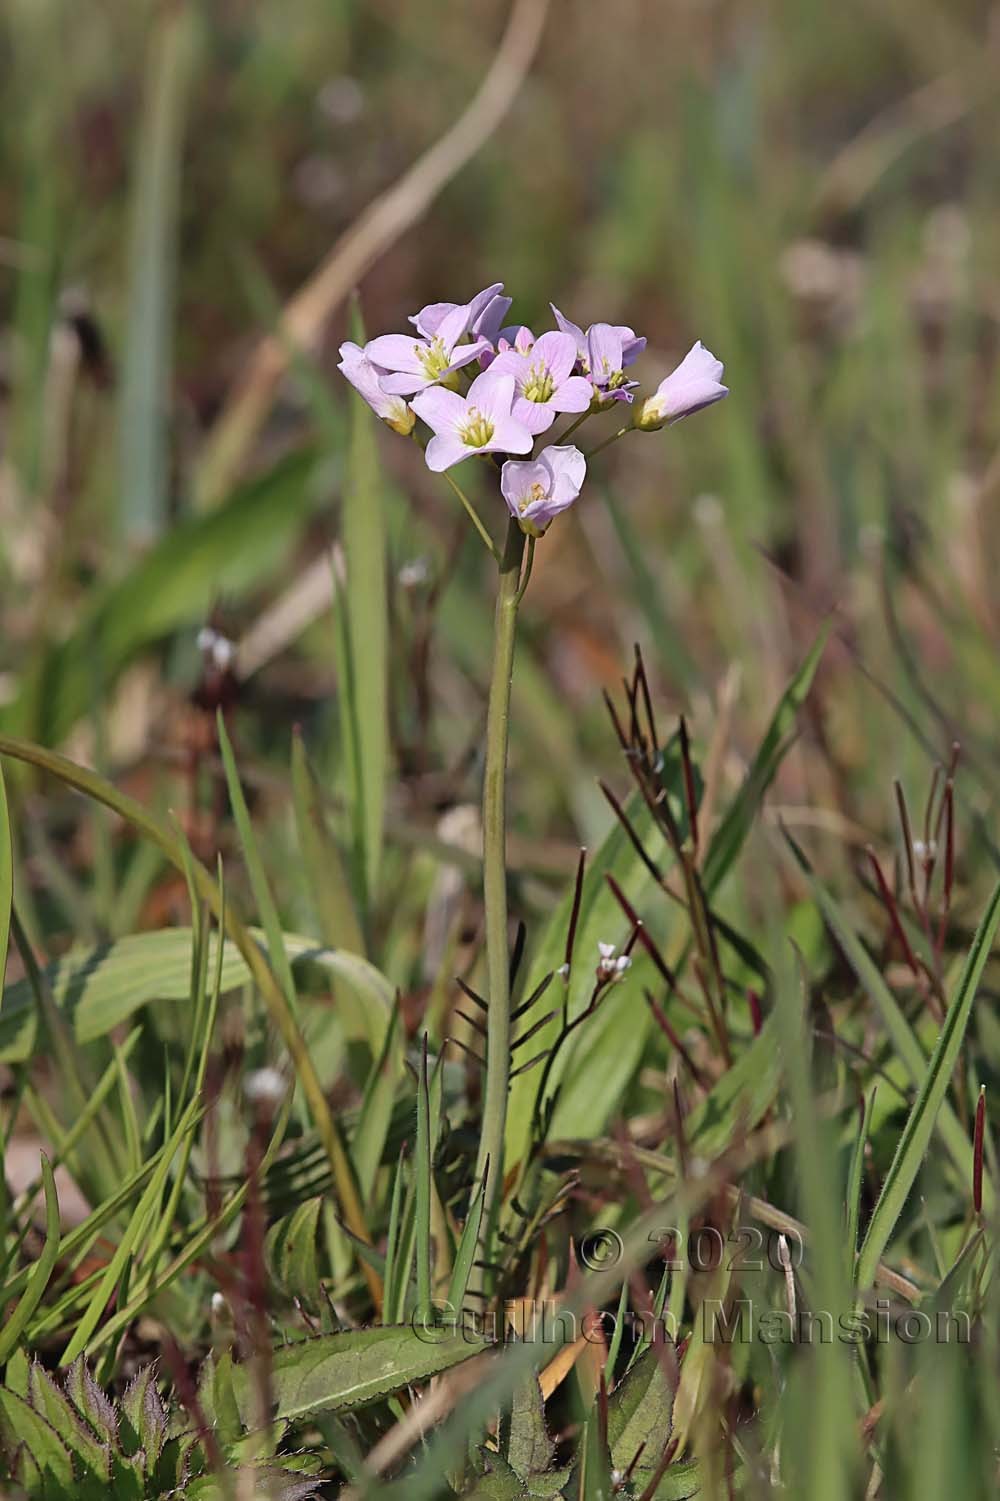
338,284 -> 728,1263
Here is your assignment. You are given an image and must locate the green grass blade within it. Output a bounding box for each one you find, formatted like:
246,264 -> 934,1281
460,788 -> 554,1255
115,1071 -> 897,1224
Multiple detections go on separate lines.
118,3 -> 194,540
291,727 -> 365,956
446,1170 -> 487,1315
0,1153 -> 59,1365
0,762 -> 10,1007
415,1036 -> 433,1320
703,623 -> 829,895
846,1088 -> 876,1288
856,879 -> 1000,1290
217,713 -> 297,1011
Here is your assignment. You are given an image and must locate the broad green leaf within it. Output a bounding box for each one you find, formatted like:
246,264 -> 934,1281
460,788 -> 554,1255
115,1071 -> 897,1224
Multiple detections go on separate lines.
342,311 -> 388,911
856,879 -> 1000,1289
0,926 -> 393,1063
232,1325 -> 489,1424
1,448 -> 320,745
266,1196 -> 323,1310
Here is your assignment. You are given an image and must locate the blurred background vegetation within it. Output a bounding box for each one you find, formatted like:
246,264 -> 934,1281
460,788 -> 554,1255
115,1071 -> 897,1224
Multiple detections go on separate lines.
4,0 -> 1000,866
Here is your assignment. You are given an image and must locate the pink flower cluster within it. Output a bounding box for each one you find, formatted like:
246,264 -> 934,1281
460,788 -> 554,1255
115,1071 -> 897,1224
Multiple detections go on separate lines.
338,283 -> 727,535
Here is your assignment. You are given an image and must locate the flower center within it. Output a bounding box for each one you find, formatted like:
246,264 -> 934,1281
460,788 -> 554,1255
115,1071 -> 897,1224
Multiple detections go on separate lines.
416,336 -> 451,381
523,361 -> 555,404
518,481 -> 548,514
607,369 -> 627,389
459,408 -> 495,448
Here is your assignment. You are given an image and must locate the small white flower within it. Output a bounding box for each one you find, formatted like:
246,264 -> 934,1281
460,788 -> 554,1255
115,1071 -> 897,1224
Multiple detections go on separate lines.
243,1066 -> 288,1107
596,942 -> 631,983
912,839 -> 937,862
197,627 -> 235,672
556,962 -> 570,980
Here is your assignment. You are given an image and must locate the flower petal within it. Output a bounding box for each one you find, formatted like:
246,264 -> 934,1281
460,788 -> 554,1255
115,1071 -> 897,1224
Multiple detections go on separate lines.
539,444 -> 587,507
500,457 -> 550,514
531,330 -> 577,386
474,294 -> 512,346
410,384 -> 467,434
467,370 -> 516,422
424,433 -> 473,471
365,333 -> 428,375
587,323 -> 624,385
512,395 -> 558,435
488,415 -> 534,455
550,304 -> 588,362
549,375 -> 593,414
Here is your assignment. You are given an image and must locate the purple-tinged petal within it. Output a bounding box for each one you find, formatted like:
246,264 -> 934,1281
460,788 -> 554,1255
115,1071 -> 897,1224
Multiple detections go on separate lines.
437,304 -> 473,354
501,457 -> 550,514
487,415 -> 534,455
636,342 -> 728,429
550,305 -> 588,363
618,328 -> 647,366
424,433 -> 474,472
540,445 -> 587,507
380,370 -> 433,395
531,330 -> 578,386
474,294 -> 512,346
587,324 -> 624,387
488,349 -> 530,381
337,342 -> 415,433
365,333 -> 428,375
444,337 -> 492,372
549,375 -> 593,414
499,325 -> 535,353
512,395 -> 558,435
466,370 -> 516,422
466,282 -> 504,327
410,384 -> 468,435
501,443 -> 586,529
409,301 -> 457,338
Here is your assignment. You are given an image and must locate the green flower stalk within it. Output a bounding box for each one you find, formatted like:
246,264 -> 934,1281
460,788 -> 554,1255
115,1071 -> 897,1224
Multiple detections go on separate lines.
474,515 -> 526,1245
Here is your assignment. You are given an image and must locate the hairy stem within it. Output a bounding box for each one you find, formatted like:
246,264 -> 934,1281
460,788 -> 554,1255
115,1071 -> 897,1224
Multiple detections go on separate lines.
475,516 -> 527,1262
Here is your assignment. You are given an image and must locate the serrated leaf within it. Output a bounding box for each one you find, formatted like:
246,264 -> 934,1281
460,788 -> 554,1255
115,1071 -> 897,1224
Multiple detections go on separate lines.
232,1326 -> 489,1424
0,1385 -> 75,1490
606,1348 -> 673,1484
28,1362 -> 110,1481
121,1363 -> 167,1468
503,1372 -> 553,1480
